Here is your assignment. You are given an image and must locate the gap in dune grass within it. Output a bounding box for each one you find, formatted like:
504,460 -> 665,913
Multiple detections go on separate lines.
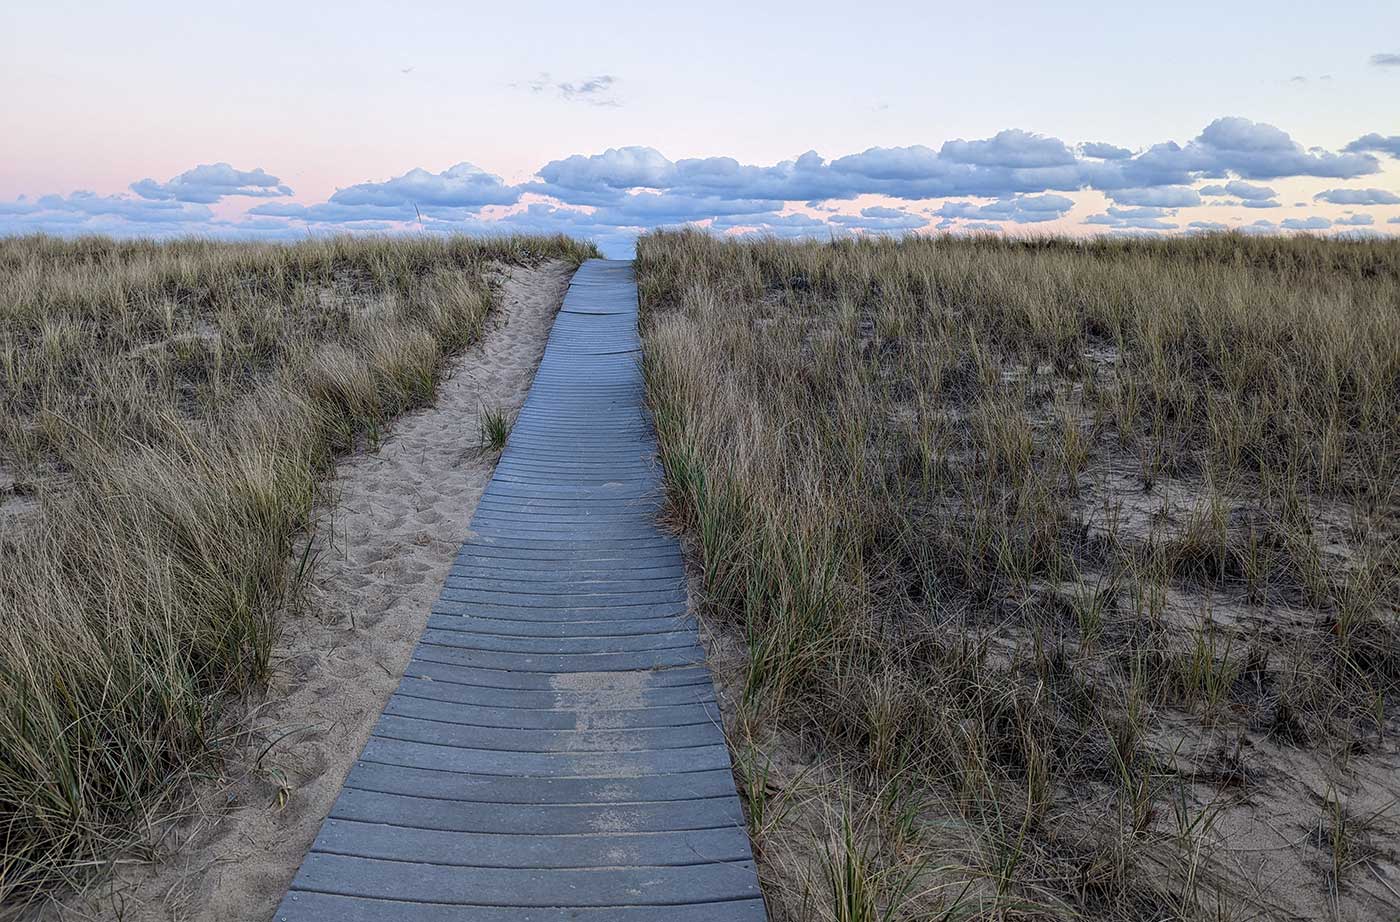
637,229 -> 1400,922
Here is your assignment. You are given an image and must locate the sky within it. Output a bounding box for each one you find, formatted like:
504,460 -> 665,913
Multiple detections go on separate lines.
3,1 -> 1399,256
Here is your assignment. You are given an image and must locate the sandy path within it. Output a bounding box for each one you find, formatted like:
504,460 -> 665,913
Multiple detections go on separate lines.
53,260 -> 573,922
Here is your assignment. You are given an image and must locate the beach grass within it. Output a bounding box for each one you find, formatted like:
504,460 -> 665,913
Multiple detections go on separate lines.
637,229 -> 1400,921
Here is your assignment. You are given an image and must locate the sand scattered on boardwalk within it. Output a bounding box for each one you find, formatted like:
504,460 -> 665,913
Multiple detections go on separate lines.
51,260 -> 572,922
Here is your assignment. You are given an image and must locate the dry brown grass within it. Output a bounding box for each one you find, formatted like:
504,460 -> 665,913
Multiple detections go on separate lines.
0,232 -> 598,908
637,230 -> 1400,921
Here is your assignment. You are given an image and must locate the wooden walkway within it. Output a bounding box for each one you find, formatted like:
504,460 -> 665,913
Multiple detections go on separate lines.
273,260 -> 765,921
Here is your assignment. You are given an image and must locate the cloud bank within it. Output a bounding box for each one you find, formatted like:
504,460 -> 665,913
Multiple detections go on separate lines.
3,117 -> 1398,255
1313,188 -> 1400,206
130,163 -> 292,203
1344,134 -> 1400,159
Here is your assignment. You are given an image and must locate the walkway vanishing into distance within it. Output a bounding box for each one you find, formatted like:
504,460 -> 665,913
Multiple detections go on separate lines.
274,260 -> 766,921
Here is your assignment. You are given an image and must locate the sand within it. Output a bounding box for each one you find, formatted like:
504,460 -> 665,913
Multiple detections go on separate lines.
50,259 -> 573,922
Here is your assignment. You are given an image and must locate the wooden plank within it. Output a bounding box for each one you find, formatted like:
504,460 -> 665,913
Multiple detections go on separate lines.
357,737 -> 735,777
276,892 -> 768,922
370,713 -> 724,753
310,819 -> 755,866
422,613 -> 699,638
342,762 -> 741,803
289,853 -> 762,907
327,787 -> 743,834
382,694 -> 721,730
391,674 -> 715,710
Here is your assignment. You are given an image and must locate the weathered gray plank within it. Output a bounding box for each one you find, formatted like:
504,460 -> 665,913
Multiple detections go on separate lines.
400,659 -> 714,689
408,644 -> 703,673
383,694 -> 721,730
372,712 -> 723,752
422,613 -> 698,638
416,625 -> 700,653
343,762 -> 741,802
327,787 -> 743,833
289,853 -> 762,906
310,819 -> 756,866
276,892 -> 768,922
390,674 -> 715,711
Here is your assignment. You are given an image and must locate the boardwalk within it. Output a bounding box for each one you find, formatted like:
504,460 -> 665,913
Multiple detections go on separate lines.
274,260 -> 765,921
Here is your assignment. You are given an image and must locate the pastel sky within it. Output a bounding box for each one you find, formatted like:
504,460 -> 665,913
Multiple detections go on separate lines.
3,0 -> 1399,255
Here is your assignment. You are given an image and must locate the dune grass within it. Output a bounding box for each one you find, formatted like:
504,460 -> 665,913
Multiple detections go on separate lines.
637,230 -> 1400,920
0,232 -> 597,906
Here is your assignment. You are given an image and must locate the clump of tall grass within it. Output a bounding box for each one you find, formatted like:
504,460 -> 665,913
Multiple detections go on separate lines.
0,232 -> 597,906
478,404 -> 515,453
637,229 -> 1400,921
